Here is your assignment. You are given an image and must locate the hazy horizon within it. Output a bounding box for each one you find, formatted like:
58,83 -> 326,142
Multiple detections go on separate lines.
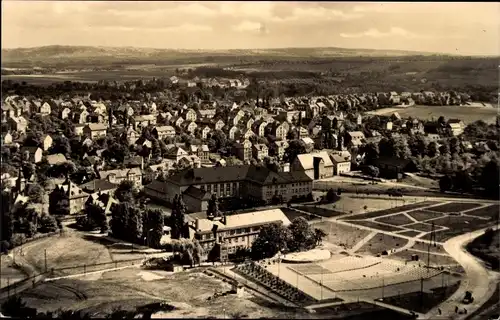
2,1 -> 499,56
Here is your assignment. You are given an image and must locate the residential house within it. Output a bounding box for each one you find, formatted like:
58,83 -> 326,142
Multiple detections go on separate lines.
98,167 -> 143,188
52,179 -> 89,214
171,116 -> 184,128
447,119 -> 465,136
252,144 -> 268,161
188,208 -> 291,254
2,132 -> 13,145
20,146 -> 43,163
269,122 -> 289,141
182,121 -> 198,135
214,119 -> 225,131
269,140 -> 288,160
152,126 -> 176,140
165,146 -> 189,163
301,137 -> 315,153
80,179 -> 119,195
183,108 -> 198,122
46,153 -> 67,166
389,92 -> 401,105
7,116 -> 28,133
228,126 -> 240,140
133,114 -> 157,130
41,134 -> 53,151
61,107 -> 71,120
197,109 -> 217,119
330,151 -> 352,175
190,145 -> 210,163
252,120 -> 268,137
83,123 -> 108,139
346,131 -> 366,149
74,109 -> 89,124
291,151 -> 334,180
74,124 -> 86,136
123,125 -> 141,145
233,139 -> 252,162
39,102 -> 52,116
201,126 -> 211,140
182,186 -> 212,213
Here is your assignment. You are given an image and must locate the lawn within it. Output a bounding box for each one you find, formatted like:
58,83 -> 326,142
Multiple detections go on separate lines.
465,204 -> 499,220
346,201 -> 441,220
280,207 -> 316,221
15,268 -> 306,319
407,210 -> 445,222
345,220 -> 405,233
357,233 -> 409,255
318,197 -> 395,215
375,214 -> 414,226
0,254 -> 28,289
397,230 -> 422,237
428,202 -> 482,213
294,205 -> 345,218
311,221 -> 372,249
410,241 -> 447,254
390,250 -> 458,266
381,281 -> 461,313
404,223 -> 438,233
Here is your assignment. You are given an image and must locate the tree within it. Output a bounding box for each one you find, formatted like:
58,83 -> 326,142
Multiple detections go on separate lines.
1,191 -> 13,243
1,296 -> 28,318
426,142 -> 439,158
49,135 -> 71,157
114,180 -> 136,203
110,202 -> 141,241
314,228 -> 327,246
360,142 -> 379,165
142,209 -> 164,248
439,175 -> 453,192
251,223 -> 291,260
81,203 -> 107,231
38,214 -> 58,233
288,217 -> 316,252
170,194 -> 187,239
26,183 -> 45,204
408,135 -> 427,157
283,140 -> 306,163
479,159 -> 500,198
325,188 -> 340,203
206,194 -> 221,218
361,165 -> 380,177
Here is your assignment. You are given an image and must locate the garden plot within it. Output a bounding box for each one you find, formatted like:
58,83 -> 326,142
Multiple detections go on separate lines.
422,215 -> 496,242
280,207 -> 315,221
375,214 -> 414,226
346,201 -> 441,220
429,202 -> 483,213
346,220 -> 406,232
294,205 -> 345,218
465,204 -> 499,219
357,233 -> 409,255
311,221 -> 371,249
318,197 -> 395,215
404,223 -> 441,233
397,230 -> 422,237
407,210 -> 446,222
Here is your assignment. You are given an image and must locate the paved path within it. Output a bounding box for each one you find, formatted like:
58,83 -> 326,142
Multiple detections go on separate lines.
350,232 -> 377,254
44,265 -> 139,282
423,226 -> 500,320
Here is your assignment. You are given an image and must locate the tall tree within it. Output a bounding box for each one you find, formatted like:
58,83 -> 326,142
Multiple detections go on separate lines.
288,217 -> 316,252
114,180 -> 136,203
251,223 -> 291,260
142,209 -> 164,248
170,194 -> 187,239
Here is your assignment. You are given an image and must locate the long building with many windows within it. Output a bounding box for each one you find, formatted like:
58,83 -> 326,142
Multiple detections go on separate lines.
144,165 -> 313,212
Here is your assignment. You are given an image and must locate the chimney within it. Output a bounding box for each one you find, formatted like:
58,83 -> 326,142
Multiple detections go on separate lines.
195,218 -> 200,231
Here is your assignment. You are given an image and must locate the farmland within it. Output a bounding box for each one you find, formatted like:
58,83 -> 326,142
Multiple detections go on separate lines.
366,105 -> 498,124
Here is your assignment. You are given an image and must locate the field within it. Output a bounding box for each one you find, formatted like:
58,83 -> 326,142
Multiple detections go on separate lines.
465,204 -> 499,219
308,197 -> 395,215
375,214 -> 414,226
407,210 -> 446,222
311,221 -> 371,250
390,250 -> 458,266
15,268 -> 301,318
428,202 -> 483,213
366,105 -> 498,124
381,281 -> 461,314
0,254 -> 27,289
346,201 -> 441,220
345,220 -> 405,233
357,233 -> 408,255
294,205 -> 345,218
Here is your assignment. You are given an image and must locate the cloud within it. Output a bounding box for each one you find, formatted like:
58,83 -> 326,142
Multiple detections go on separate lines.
273,6 -> 362,22
233,21 -> 264,32
340,27 -> 432,39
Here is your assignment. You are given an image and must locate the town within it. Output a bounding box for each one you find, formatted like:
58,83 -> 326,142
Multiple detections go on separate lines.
1,1 -> 499,320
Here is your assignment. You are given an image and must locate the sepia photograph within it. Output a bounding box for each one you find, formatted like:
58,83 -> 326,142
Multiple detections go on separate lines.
0,1 -> 499,319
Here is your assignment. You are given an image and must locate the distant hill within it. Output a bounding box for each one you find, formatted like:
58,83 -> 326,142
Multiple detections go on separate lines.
1,45 -> 444,67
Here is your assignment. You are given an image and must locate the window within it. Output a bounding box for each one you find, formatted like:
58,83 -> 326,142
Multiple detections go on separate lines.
230,230 -> 236,235
244,228 -> 250,233
207,185 -> 211,193
226,184 -> 231,192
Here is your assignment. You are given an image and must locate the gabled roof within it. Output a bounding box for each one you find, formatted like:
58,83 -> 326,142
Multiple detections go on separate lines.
183,186 -> 211,201
295,151 -> 333,170
85,123 -> 107,131
46,153 -> 67,165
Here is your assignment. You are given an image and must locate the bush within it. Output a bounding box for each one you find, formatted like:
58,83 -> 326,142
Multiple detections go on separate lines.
1,240 -> 10,254
10,234 -> 26,248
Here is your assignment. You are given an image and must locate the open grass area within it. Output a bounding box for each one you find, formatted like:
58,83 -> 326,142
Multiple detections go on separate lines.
279,207 -> 316,222
391,250 -> 457,266
346,201 -> 441,220
357,233 -> 408,255
0,254 -> 28,289
429,202 -> 483,213
311,221 -> 371,249
368,105 -> 497,124
318,197 -> 395,215
407,210 -> 446,222
465,204 -> 499,219
313,302 -> 413,319
397,230 -> 422,237
410,241 -> 447,254
345,220 -> 406,232
14,268 -> 305,318
404,223 -> 439,233
381,281 -> 461,313
421,215 -> 497,242
375,214 -> 414,226
294,205 -> 345,218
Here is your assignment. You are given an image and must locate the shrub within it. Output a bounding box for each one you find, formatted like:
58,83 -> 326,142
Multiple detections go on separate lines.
1,240 -> 10,254
10,234 -> 26,248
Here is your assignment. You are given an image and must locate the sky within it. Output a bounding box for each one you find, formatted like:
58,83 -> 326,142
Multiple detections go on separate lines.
2,1 -> 499,56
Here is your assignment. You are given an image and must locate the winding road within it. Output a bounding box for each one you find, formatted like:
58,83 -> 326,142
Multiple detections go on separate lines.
423,226 -> 500,320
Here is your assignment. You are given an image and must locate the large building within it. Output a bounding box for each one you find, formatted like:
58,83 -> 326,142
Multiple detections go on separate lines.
188,208 -> 291,254
143,165 -> 313,210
